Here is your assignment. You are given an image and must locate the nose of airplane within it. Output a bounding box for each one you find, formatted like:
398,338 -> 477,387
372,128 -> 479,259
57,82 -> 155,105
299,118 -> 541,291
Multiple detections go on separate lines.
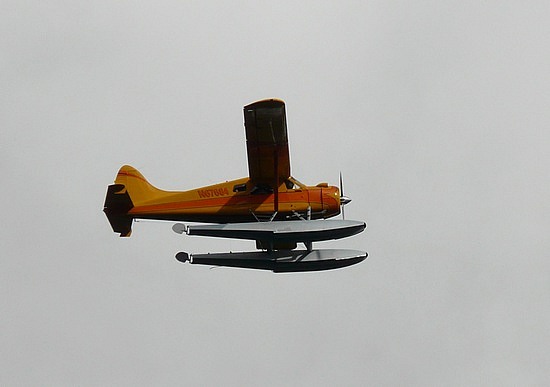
338,173 -> 351,206
338,173 -> 352,219
340,195 -> 352,205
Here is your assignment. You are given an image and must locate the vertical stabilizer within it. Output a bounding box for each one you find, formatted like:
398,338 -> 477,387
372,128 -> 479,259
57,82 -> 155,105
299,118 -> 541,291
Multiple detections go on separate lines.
103,165 -> 164,237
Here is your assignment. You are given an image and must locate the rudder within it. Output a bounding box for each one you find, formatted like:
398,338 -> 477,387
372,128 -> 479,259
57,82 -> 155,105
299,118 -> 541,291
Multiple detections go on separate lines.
103,165 -> 164,237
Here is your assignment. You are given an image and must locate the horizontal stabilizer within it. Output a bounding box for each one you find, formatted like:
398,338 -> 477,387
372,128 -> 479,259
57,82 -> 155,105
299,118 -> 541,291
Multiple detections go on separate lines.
173,219 -> 366,243
176,249 -> 367,272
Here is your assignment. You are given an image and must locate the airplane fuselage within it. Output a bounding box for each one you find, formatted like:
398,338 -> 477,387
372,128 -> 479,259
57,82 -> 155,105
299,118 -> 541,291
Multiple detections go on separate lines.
126,177 -> 341,223
104,165 -> 342,236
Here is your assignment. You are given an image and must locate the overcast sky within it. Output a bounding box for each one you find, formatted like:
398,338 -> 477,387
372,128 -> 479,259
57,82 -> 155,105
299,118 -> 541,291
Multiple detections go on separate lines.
2,1 -> 550,385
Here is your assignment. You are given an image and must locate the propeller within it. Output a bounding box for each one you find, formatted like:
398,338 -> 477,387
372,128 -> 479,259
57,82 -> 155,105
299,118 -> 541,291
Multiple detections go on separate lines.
339,172 -> 352,219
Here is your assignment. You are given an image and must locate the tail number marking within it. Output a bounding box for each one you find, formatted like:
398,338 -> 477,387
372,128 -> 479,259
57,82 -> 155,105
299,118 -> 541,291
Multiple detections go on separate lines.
197,188 -> 229,198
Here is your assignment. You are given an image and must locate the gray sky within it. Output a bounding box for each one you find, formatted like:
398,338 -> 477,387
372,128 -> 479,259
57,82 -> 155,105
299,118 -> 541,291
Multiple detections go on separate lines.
2,1 -> 550,385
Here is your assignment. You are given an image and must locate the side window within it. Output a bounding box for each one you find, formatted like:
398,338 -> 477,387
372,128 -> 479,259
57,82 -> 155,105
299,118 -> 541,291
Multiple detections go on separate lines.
250,184 -> 273,195
232,183 -> 247,193
285,177 -> 304,191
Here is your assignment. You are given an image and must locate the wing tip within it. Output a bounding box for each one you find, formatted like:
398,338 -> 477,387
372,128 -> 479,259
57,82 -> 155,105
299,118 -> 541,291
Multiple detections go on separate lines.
244,98 -> 285,110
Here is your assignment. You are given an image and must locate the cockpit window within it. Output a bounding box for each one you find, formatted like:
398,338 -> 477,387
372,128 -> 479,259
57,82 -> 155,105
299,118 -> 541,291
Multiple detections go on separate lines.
250,184 -> 273,195
232,183 -> 247,193
287,176 -> 306,190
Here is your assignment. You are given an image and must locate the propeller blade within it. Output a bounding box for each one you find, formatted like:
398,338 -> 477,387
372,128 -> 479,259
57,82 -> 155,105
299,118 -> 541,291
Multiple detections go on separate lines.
339,172 -> 351,219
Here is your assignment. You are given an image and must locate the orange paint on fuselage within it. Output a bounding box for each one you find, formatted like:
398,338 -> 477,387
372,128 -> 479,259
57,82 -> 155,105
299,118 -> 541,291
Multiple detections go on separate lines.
116,166 -> 341,223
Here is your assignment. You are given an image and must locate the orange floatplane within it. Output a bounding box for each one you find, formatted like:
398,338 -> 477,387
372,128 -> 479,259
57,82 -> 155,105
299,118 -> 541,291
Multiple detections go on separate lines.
104,99 -> 367,272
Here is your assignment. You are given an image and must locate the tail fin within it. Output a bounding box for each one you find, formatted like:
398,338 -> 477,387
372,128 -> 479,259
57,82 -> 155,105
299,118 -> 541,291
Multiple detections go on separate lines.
103,165 -> 164,237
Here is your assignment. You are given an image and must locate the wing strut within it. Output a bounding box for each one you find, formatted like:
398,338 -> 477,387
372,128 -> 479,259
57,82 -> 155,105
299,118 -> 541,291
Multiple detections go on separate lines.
273,147 -> 279,213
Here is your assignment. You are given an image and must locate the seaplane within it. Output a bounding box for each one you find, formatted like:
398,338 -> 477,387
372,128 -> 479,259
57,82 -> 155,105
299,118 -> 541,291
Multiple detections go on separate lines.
103,99 -> 367,272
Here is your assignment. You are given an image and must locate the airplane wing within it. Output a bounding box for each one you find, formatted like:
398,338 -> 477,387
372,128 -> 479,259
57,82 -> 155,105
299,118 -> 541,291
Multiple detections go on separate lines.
244,99 -> 290,189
